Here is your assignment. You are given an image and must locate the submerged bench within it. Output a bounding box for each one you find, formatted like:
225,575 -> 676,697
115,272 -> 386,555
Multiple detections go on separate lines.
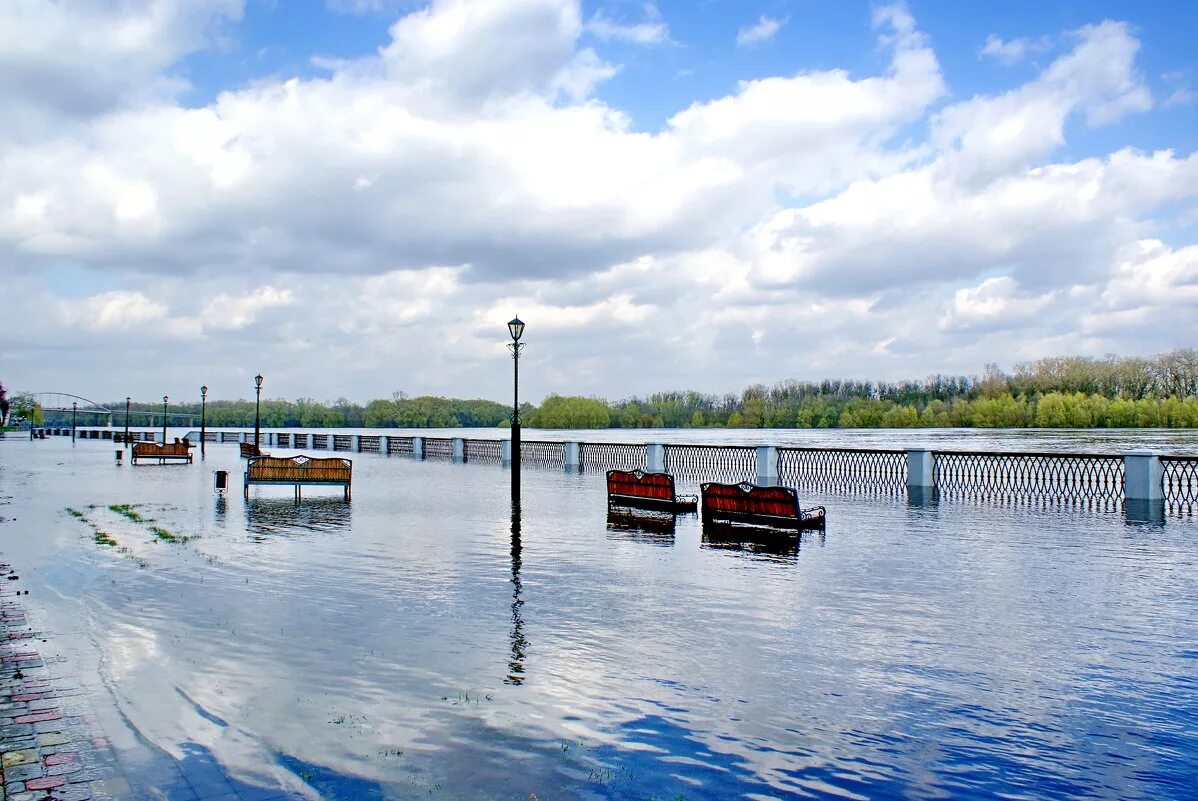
131,441 -> 193,464
700,482 -> 825,531
244,455 -> 352,500
607,469 -> 698,513
240,442 -> 263,458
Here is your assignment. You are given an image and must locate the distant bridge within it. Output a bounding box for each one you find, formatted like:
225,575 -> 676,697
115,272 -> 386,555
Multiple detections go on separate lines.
23,393 -> 195,425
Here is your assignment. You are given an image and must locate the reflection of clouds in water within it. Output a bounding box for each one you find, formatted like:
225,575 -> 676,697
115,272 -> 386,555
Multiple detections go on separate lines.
244,497 -> 352,539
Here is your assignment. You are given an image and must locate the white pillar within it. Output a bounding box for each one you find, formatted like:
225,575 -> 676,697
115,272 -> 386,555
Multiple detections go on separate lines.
646,444 -> 665,473
907,449 -> 934,490
563,441 -> 580,472
1124,451 -> 1163,503
755,445 -> 779,486
452,437 -> 465,462
353,435 -> 362,453
412,436 -> 425,460
383,436 -> 391,456
500,439 -> 512,467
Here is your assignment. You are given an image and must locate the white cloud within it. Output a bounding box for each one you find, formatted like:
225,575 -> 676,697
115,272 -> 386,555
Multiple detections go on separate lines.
586,4 -> 670,45
0,1 -> 1195,400
1164,88 -> 1198,108
979,34 -> 1051,65
736,15 -> 786,48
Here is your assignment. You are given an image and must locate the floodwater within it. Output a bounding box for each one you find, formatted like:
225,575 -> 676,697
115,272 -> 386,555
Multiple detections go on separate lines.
0,435 -> 1195,800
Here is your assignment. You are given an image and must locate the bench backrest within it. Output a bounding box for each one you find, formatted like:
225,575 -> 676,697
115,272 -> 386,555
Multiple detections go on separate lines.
700,482 -> 800,520
247,455 -> 351,483
607,469 -> 675,501
132,442 -> 191,456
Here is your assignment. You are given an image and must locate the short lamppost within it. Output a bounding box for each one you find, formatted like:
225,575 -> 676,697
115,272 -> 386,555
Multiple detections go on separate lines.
71,402 -> 77,443
162,395 -> 168,444
124,397 -> 130,445
507,316 -> 525,503
254,374 -> 264,453
200,385 -> 208,458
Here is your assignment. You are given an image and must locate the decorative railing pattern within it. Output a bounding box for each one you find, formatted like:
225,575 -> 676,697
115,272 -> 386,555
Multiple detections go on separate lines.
664,444 -> 756,487
778,447 -> 907,493
465,439 -> 502,463
359,436 -> 381,454
312,434 -> 329,449
220,432 -> 240,443
204,432 -> 218,442
333,435 -> 353,452
424,438 -> 453,460
579,442 -> 644,473
387,437 -> 414,456
1162,457 -> 1198,508
521,440 -> 565,467
934,451 -> 1124,500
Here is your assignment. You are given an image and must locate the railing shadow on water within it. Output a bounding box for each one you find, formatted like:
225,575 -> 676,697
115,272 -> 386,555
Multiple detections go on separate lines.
243,496 -> 352,540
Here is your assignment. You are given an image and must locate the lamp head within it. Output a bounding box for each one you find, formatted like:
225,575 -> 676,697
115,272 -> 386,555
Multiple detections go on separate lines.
201,385 -> 207,398
163,395 -> 168,404
507,316 -> 525,342
255,374 -> 264,389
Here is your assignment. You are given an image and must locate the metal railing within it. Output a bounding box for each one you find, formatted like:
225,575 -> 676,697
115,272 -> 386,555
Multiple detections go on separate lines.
387,437 -> 414,456
664,444 -> 756,488
424,438 -> 453,460
465,439 -> 502,463
521,440 -> 564,467
312,434 -> 329,449
359,436 -> 381,453
779,447 -> 907,494
1163,456 -> 1198,509
579,442 -> 643,473
934,451 -> 1124,501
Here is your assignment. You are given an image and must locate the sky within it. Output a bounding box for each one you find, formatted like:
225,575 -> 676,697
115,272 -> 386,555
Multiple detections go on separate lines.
1,0 -> 1196,406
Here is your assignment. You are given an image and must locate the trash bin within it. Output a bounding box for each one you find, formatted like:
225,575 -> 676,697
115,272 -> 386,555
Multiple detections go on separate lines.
115,449 -> 123,464
214,470 -> 229,493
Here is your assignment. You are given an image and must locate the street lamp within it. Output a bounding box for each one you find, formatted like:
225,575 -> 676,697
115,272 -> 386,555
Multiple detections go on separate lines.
162,395 -> 168,444
507,317 -> 525,503
200,386 -> 208,457
254,374 -> 264,453
124,397 -> 130,445
71,402 -> 77,443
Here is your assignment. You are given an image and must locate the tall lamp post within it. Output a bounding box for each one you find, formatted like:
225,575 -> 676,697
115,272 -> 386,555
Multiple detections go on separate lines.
124,397 -> 130,445
162,395 -> 168,444
71,402 -> 77,443
200,386 -> 208,458
254,374 -> 264,453
507,317 -> 525,503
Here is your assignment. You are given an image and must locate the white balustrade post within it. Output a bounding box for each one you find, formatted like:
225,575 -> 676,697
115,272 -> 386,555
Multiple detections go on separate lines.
452,438 -> 465,463
1124,450 -> 1164,523
564,441 -> 580,472
646,444 -> 665,473
756,445 -> 779,486
412,436 -> 425,460
500,439 -> 512,467
906,448 -> 936,505
352,435 -> 362,453
383,436 -> 392,456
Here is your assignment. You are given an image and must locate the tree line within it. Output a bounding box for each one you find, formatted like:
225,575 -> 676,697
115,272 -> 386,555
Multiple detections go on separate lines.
5,348 -> 1198,431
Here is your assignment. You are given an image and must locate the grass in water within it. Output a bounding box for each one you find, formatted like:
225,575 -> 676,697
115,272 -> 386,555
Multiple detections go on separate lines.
108,504 -> 147,524
65,508 -> 85,520
148,525 -> 185,544
93,531 -> 118,547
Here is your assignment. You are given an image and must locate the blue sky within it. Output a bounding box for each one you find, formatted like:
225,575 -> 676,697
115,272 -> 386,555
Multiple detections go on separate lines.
1,0 -> 1196,402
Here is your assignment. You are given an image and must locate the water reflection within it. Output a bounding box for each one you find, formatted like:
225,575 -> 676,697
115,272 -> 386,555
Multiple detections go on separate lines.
700,520 -> 819,560
506,500 -> 526,686
244,497 -> 352,540
605,508 -> 676,545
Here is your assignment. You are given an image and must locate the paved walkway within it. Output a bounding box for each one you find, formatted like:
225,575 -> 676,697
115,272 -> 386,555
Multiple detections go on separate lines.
0,560 -> 131,801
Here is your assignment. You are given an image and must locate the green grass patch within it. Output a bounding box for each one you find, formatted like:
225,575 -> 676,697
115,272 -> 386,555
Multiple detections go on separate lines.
108,504 -> 147,524
148,525 -> 189,544
93,531 -> 118,547
65,507 -> 85,520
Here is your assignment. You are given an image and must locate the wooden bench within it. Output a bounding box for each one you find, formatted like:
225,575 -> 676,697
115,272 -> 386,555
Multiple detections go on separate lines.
240,442 -> 264,458
700,482 -> 825,530
131,440 -> 193,464
244,455 -> 352,500
607,469 -> 698,513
